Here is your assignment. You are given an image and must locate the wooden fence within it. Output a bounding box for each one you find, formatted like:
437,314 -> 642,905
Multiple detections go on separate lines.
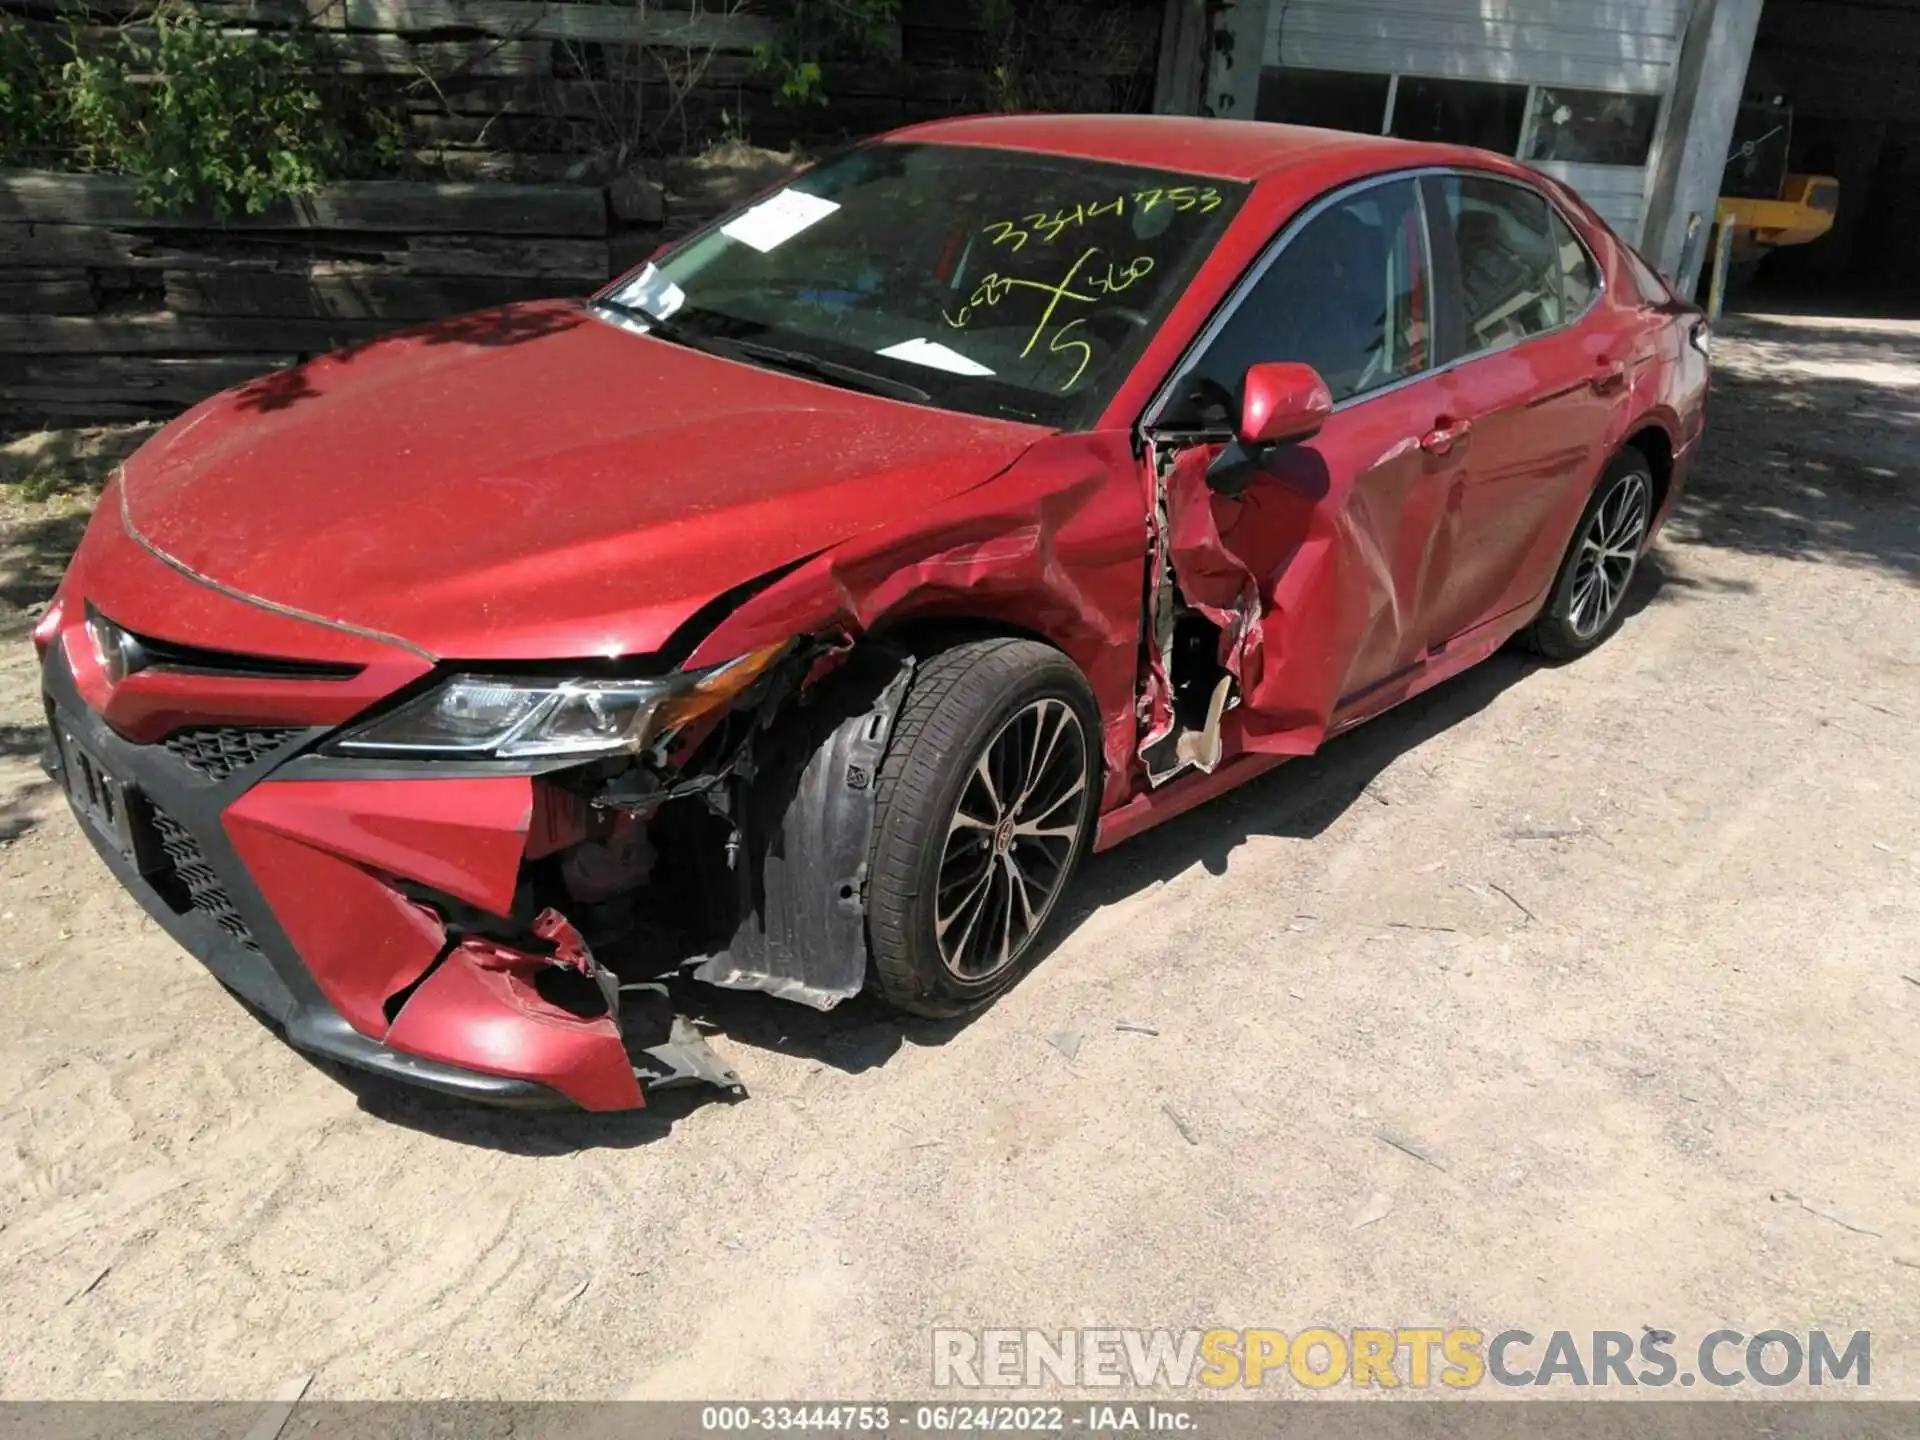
0,170 -> 625,424
0,0 -> 1164,428
4,0 -> 1166,177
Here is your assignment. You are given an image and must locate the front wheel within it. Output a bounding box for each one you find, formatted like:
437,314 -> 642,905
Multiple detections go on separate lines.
866,638 -> 1099,1018
1524,450 -> 1654,662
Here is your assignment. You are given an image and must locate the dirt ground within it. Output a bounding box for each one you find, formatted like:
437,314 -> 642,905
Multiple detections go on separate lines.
0,315 -> 1913,1401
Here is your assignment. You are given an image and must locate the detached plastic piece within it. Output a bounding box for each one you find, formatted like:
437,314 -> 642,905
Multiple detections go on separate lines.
692,655 -> 915,1009
384,935 -> 644,1112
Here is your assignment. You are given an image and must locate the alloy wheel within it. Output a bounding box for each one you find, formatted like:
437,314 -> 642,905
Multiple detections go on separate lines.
1568,471 -> 1650,640
934,697 -> 1091,982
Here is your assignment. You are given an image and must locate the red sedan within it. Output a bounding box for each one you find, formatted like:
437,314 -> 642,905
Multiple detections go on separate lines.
38,116 -> 1708,1112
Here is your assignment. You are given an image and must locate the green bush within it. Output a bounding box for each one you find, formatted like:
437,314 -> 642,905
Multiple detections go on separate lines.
62,5 -> 346,218
0,16 -> 62,166
754,0 -> 900,109
1,5 -> 396,218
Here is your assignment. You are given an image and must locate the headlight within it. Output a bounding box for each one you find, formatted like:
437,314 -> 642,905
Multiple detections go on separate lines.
329,644 -> 786,760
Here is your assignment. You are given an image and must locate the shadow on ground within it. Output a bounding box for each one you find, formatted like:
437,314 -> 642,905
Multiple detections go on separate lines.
1679,315 -> 1920,580
0,423 -> 155,617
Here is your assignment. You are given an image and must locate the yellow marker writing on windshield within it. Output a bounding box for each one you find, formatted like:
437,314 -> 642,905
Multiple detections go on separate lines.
1020,247 -> 1100,359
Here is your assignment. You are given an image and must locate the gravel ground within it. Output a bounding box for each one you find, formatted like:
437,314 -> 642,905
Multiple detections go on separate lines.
0,315 -> 1913,1400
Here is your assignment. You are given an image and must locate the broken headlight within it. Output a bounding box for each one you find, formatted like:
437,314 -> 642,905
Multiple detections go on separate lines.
329,644 -> 785,759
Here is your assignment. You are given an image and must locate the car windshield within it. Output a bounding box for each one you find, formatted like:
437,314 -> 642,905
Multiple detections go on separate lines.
594,142 -> 1248,428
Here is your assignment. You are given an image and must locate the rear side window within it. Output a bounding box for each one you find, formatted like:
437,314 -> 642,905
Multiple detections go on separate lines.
1552,210 -> 1599,313
1432,174 -> 1564,356
1167,177 -> 1431,421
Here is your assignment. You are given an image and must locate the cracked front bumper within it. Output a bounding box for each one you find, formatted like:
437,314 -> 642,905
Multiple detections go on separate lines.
40,639 -> 642,1113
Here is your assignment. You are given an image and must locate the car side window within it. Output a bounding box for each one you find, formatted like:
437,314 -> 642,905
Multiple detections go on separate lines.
1433,175 -> 1564,356
1165,177 -> 1430,424
1551,209 -> 1599,314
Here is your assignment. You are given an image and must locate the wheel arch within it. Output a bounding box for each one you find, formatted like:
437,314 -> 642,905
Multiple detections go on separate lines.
1621,421 -> 1676,521
685,561 -> 1140,815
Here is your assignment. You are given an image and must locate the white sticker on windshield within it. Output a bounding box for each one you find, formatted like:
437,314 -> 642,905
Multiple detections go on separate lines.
606,263 -> 685,320
875,338 -> 996,377
721,189 -> 841,253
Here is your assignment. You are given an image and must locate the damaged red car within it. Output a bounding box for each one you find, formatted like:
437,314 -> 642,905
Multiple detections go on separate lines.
37,116 -> 1708,1112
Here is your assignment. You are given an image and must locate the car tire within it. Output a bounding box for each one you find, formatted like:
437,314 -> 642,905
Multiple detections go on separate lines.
866,638 -> 1100,1018
1524,449 -> 1656,663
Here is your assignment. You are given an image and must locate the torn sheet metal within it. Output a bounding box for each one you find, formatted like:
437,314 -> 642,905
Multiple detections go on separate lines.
531,906 -> 622,1020
1137,446 -> 1180,765
691,655 -> 914,1009
682,432 -> 1149,813
1156,434 -> 1431,760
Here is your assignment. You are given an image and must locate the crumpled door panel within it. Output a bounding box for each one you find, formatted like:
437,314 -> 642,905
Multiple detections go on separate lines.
1155,413 -> 1463,760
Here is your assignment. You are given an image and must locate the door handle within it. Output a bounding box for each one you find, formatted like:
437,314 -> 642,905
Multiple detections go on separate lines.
1592,360 -> 1628,395
1420,418 -> 1472,456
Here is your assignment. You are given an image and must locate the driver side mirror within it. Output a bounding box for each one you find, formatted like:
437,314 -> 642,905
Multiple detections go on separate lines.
1238,362 -> 1333,447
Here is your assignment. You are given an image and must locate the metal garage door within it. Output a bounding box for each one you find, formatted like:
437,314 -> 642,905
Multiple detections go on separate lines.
1257,0 -> 1690,243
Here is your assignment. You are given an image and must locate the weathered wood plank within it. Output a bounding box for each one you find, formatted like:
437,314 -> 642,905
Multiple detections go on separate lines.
0,313 -> 402,354
0,306 -> 584,354
405,149 -> 601,184
399,77 -> 604,118
0,222 -> 611,279
0,354 -> 302,405
690,54 -> 979,101
0,277 -> 96,314
373,234 -> 611,278
15,16 -> 557,77
403,112 -> 571,148
0,173 -> 608,236
1,399 -> 182,421
0,222 -> 132,268
206,0 -> 783,50
164,270 -> 579,320
313,33 -> 552,76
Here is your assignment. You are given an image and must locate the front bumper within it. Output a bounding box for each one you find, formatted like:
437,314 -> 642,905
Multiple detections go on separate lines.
40,640 -> 640,1112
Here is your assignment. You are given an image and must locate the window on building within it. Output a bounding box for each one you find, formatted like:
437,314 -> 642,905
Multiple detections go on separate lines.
1168,178 -> 1430,421
1550,210 -> 1599,312
1389,76 -> 1530,152
1256,67 -> 1392,134
1432,175 -> 1563,356
1722,101 -> 1793,200
1523,87 -> 1662,166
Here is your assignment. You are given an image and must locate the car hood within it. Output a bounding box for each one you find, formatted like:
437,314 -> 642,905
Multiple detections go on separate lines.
120,302 -> 1049,660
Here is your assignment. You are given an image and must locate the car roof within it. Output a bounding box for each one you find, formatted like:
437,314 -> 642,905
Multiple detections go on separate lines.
884,113 -> 1441,184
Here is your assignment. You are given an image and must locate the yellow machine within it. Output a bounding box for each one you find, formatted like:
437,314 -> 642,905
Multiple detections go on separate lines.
1718,173 -> 1840,264
1716,100 -> 1839,276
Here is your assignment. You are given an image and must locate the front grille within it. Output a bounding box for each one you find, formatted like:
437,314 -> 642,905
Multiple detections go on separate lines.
147,802 -> 259,950
160,726 -> 299,782
90,612 -> 363,682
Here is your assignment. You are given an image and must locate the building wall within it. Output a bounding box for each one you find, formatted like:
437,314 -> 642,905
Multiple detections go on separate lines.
1268,0 -> 1689,91
1260,0 -> 1692,243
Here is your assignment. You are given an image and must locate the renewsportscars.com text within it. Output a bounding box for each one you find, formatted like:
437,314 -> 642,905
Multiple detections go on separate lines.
931,1328 -> 1872,1390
